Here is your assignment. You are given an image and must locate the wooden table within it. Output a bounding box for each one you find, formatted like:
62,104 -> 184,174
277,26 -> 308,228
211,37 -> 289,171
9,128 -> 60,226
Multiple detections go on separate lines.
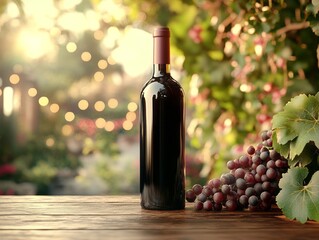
0,195 -> 318,239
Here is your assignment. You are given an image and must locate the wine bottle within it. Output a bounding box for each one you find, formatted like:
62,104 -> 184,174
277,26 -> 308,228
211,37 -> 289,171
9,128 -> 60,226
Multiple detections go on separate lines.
139,27 -> 185,210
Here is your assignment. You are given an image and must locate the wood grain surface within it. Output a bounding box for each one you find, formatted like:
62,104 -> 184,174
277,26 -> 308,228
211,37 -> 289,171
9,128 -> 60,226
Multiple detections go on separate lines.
0,195 -> 318,240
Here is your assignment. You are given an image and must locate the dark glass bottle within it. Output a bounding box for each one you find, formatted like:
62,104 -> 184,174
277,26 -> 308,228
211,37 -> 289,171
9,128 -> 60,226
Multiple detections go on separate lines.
139,27 -> 185,210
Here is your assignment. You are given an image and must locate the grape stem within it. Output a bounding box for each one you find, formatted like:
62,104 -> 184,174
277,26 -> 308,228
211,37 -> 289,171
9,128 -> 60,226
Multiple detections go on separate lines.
276,20 -> 310,36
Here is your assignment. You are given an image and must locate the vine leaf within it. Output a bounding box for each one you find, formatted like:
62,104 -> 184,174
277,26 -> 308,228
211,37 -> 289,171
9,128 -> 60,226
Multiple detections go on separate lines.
276,167 -> 319,224
272,93 -> 319,163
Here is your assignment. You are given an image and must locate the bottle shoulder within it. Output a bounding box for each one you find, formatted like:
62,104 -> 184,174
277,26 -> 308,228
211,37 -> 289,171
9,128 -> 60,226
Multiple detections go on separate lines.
141,76 -> 184,96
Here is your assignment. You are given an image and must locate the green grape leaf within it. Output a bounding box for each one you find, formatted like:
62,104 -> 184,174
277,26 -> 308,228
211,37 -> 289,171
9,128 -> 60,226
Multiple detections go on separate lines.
272,94 -> 309,145
290,142 -> 316,167
272,131 -> 290,158
272,94 -> 319,159
276,167 -> 319,224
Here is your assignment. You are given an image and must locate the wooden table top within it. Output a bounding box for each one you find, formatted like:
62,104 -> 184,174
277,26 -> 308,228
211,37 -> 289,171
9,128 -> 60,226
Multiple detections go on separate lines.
0,195 -> 318,240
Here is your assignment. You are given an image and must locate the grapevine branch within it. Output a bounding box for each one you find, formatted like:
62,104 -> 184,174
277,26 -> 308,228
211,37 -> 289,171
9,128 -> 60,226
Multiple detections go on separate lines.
276,21 -> 310,36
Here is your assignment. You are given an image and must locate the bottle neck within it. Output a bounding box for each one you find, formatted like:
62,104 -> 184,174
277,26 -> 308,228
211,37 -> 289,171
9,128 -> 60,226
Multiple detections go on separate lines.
153,27 -> 170,77
153,64 -> 170,77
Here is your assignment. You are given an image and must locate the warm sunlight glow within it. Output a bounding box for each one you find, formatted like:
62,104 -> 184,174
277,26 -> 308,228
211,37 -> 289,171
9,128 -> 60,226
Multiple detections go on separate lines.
57,12 -> 87,34
6,2 -> 20,18
58,0 -> 83,11
17,29 -> 55,59
111,73 -> 122,86
97,0 -> 126,22
111,27 -> 152,77
22,0 -> 58,27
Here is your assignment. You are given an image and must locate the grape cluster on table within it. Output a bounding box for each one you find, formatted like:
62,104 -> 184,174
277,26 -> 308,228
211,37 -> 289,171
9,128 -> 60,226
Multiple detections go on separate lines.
186,130 -> 288,211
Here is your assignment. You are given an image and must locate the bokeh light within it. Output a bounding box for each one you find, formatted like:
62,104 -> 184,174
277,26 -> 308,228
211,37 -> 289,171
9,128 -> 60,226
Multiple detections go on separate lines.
28,88 -> 38,97
46,137 -> 55,147
94,71 -> 104,82
3,86 -> 14,116
65,111 -> 75,122
107,56 -> 116,65
95,118 -> 106,128
94,101 -> 105,112
122,120 -> 133,131
108,98 -> 118,109
39,96 -> 49,106
62,124 -> 74,136
127,102 -> 138,112
50,103 -> 60,113
98,59 -> 108,69
9,74 -> 20,84
94,30 -> 104,40
78,99 -> 89,110
66,42 -> 77,53
126,111 -> 136,122
105,121 -> 115,132
81,51 -> 92,62
0,0 -> 176,197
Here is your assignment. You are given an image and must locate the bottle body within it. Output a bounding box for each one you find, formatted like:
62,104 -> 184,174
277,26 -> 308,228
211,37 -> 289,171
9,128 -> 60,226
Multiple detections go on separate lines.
140,72 -> 185,210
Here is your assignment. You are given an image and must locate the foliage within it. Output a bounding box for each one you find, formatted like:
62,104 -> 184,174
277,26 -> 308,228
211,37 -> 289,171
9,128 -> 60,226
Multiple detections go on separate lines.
1,0 -> 319,193
272,93 -> 319,166
12,136 -> 80,194
0,0 -> 127,193
125,0 -> 319,177
276,167 -> 319,223
272,92 -> 319,223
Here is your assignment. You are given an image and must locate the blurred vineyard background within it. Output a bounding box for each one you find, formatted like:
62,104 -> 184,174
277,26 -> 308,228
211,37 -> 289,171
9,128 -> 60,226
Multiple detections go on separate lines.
0,0 -> 318,195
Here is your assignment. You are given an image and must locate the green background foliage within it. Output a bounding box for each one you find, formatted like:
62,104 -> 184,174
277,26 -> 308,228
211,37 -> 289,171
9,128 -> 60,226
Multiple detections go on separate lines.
128,0 -> 319,178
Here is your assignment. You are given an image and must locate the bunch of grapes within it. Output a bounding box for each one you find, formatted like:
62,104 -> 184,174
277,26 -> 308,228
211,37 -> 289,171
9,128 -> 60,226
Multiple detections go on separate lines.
186,130 -> 288,211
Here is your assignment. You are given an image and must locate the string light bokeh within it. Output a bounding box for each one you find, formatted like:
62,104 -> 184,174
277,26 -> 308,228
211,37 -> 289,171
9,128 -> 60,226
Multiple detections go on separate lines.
0,0 -> 157,139
0,0 -> 176,195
